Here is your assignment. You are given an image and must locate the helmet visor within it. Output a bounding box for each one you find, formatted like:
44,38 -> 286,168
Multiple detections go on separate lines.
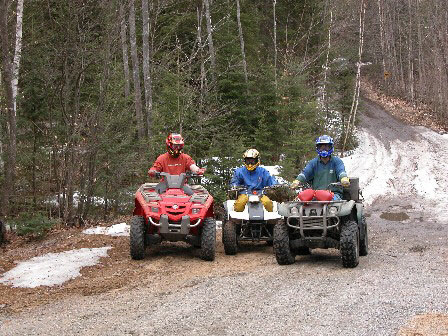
171,144 -> 183,150
244,158 -> 258,165
316,144 -> 332,151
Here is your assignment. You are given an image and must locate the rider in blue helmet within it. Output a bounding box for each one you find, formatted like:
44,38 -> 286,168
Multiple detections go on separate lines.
291,135 -> 350,200
315,134 -> 334,157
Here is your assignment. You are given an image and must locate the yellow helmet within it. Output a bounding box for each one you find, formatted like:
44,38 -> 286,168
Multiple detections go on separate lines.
243,149 -> 260,171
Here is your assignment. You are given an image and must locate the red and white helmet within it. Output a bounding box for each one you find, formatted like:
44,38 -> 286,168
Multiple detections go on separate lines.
166,133 -> 184,157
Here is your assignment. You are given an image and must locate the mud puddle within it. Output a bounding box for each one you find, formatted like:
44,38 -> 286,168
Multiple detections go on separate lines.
380,211 -> 410,221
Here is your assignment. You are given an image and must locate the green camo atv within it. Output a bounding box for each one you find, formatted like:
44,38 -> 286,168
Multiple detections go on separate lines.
273,178 -> 368,268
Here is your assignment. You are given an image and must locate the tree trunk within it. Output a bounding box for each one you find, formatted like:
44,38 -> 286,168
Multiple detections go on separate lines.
273,0 -> 277,89
196,4 -> 206,109
12,0 -> 24,114
141,0 -> 153,138
407,0 -> 415,105
129,0 -> 145,138
236,0 -> 248,85
377,0 -> 387,86
321,5 -> 332,120
0,0 -> 17,216
416,0 -> 425,99
342,0 -> 365,155
204,0 -> 216,80
119,1 -> 131,98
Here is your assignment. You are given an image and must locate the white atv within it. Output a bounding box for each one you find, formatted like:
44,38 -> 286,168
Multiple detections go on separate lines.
222,186 -> 283,255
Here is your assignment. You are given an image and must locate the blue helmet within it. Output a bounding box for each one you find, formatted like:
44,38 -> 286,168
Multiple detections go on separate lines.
315,135 -> 334,157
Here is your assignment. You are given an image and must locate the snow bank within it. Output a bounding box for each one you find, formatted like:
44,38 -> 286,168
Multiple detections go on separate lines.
83,223 -> 130,236
0,247 -> 112,288
342,127 -> 448,205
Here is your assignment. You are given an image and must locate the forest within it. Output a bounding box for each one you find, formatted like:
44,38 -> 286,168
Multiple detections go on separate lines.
1,0 -> 447,227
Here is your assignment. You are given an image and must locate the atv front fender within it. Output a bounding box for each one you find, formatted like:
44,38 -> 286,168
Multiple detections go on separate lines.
355,202 -> 363,225
338,200 -> 356,217
278,202 -> 289,217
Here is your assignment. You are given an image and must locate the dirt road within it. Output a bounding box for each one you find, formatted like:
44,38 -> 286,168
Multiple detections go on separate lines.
0,99 -> 447,335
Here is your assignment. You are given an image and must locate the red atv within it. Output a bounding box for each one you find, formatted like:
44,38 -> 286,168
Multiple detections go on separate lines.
130,172 -> 216,261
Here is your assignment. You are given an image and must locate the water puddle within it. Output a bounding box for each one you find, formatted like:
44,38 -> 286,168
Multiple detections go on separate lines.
380,211 -> 410,221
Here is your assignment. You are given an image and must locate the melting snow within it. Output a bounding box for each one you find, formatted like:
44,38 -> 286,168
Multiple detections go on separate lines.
83,222 -> 130,236
342,127 -> 448,206
0,247 -> 112,288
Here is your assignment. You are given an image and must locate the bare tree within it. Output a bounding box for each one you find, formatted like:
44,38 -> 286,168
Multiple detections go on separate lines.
119,1 -> 131,98
0,0 -> 23,216
321,3 -> 333,120
377,0 -> 387,86
129,0 -> 145,138
12,0 -> 24,114
236,0 -> 248,85
273,0 -> 277,89
204,0 -> 216,80
342,0 -> 366,154
407,0 -> 415,105
196,4 -> 206,108
141,0 -> 154,138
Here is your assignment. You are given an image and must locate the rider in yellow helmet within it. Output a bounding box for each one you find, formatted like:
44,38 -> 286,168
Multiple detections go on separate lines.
230,149 -> 277,212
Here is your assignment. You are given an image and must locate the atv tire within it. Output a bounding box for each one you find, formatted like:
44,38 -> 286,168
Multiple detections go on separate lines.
273,221 -> 295,265
200,217 -> 216,261
359,215 -> 369,256
222,219 -> 238,255
130,215 -> 146,260
340,220 -> 360,268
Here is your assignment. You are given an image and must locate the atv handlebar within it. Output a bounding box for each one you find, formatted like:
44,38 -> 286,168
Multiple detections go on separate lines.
327,182 -> 343,189
155,171 -> 203,178
228,184 -> 285,193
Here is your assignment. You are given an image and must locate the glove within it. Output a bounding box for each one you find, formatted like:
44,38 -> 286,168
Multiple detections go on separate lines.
341,177 -> 350,187
290,180 -> 302,189
197,168 -> 206,175
148,170 -> 159,178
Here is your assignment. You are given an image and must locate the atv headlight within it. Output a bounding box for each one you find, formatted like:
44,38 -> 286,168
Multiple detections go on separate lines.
192,208 -> 201,214
248,195 -> 259,202
329,206 -> 338,215
151,207 -> 159,213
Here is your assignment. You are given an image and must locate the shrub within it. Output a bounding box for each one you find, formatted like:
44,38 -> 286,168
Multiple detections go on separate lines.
11,213 -> 57,238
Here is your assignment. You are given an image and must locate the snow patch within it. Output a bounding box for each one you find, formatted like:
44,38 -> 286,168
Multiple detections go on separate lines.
342,127 -> 448,206
262,165 -> 288,184
83,223 -> 130,236
0,247 -> 112,288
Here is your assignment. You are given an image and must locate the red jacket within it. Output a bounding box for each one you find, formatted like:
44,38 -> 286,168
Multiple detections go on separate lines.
149,152 -> 195,175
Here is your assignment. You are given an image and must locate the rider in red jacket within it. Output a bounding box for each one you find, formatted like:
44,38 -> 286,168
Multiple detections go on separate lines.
148,133 -> 206,177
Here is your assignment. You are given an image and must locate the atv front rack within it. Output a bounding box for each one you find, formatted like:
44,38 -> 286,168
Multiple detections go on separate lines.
148,214 -> 201,235
286,200 -> 344,238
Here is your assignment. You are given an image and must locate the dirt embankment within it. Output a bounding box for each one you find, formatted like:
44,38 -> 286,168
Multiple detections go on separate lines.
362,80 -> 448,133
